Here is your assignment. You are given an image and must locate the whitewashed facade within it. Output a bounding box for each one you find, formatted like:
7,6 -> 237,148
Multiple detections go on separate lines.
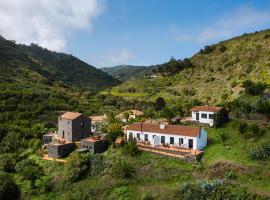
191,110 -> 215,126
127,123 -> 207,150
191,106 -> 226,126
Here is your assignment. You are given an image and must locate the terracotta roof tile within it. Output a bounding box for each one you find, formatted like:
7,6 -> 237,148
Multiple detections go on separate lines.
60,112 -> 82,120
127,123 -> 200,137
191,106 -> 224,112
91,115 -> 107,122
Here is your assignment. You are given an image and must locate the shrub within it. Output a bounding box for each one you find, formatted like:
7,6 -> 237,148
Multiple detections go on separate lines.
110,159 -> 135,179
123,137 -> 139,157
239,122 -> 248,134
64,152 -> 106,182
250,124 -> 260,136
249,143 -> 270,161
242,80 -> 268,95
218,131 -> 230,143
0,171 -> 20,200
224,171 -> 237,180
178,179 -> 257,200
15,159 -> 42,188
0,153 -> 17,173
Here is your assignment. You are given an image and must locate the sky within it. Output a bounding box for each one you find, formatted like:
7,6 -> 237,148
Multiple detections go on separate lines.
1,0 -> 270,68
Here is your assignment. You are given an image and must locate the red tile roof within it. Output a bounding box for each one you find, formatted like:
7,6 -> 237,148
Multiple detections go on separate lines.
60,112 -> 82,120
127,123 -> 200,137
191,106 -> 224,112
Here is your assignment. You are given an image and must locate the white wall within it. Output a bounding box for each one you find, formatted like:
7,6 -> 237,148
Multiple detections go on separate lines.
192,111 -> 215,125
127,130 -> 201,150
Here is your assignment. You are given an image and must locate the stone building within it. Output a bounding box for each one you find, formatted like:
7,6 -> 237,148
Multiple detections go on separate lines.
58,112 -> 91,142
80,137 -> 109,154
47,143 -> 76,158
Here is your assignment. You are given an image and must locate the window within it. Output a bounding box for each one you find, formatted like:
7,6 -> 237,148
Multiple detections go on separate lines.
161,136 -> 165,144
170,137 -> 174,144
209,114 -> 214,119
201,113 -> 207,119
129,132 -> 133,139
179,138 -> 183,144
137,133 -> 140,140
145,134 -> 148,141
81,121 -> 84,127
153,135 -> 156,139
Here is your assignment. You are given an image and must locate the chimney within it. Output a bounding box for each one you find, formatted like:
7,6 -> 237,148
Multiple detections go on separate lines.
160,123 -> 165,129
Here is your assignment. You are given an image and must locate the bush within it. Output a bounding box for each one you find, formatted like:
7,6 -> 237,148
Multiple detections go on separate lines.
178,179 -> 257,200
224,171 -> 237,180
250,124 -> 260,136
123,137 -> 139,157
0,153 -> 17,172
242,80 -> 268,95
110,159 -> 135,179
64,152 -> 106,182
249,143 -> 270,161
218,131 -> 230,144
239,122 -> 248,134
15,159 -> 42,188
0,171 -> 20,200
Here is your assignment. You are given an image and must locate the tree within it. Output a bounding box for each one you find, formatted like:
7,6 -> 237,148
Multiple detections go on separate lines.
237,100 -> 254,120
106,123 -> 122,147
160,107 -> 175,124
106,111 -> 120,125
0,171 -> 20,200
242,80 -> 268,95
111,159 -> 135,178
15,159 -> 42,188
155,97 -> 166,111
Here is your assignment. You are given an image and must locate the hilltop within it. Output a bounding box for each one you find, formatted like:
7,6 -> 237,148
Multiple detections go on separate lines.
109,29 -> 270,105
0,35 -> 120,91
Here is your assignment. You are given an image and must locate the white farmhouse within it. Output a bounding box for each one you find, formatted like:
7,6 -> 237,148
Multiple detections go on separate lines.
191,106 -> 227,126
127,123 -> 207,150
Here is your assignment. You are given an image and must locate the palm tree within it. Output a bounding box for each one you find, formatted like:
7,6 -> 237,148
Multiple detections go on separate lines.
106,111 -> 119,125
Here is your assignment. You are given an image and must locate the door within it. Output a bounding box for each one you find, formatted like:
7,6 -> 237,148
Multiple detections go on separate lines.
196,113 -> 199,121
188,139 -> 193,149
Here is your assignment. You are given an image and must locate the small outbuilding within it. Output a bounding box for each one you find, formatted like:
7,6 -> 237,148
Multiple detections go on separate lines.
80,137 -> 109,154
47,143 -> 76,158
191,106 -> 228,126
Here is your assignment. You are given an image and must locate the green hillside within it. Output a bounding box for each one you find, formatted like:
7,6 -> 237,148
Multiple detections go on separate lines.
0,35 -> 120,91
101,65 -> 149,81
110,30 -> 270,105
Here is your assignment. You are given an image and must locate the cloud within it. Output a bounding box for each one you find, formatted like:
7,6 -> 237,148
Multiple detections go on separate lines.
94,49 -> 134,67
174,5 -> 270,44
0,0 -> 105,50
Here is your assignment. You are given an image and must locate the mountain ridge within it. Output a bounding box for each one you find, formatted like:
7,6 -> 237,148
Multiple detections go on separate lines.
0,36 -> 120,91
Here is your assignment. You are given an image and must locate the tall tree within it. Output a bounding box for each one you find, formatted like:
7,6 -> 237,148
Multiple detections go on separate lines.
155,97 -> 166,111
160,107 -> 175,124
